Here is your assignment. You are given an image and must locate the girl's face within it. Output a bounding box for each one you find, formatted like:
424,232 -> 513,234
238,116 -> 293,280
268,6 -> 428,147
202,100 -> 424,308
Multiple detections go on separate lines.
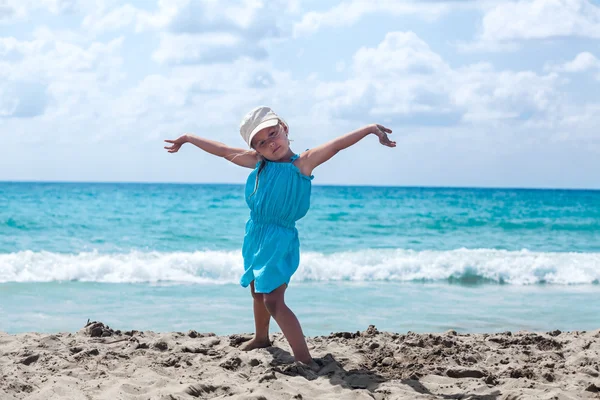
251,122 -> 290,160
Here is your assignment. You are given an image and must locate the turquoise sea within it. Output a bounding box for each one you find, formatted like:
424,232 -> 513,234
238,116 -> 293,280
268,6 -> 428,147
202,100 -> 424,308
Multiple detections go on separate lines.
1,182 -> 599,335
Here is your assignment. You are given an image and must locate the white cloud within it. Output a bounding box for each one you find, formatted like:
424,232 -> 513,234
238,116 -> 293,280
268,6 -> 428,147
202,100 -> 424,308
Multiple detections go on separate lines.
0,81 -> 48,118
84,0 -> 296,37
315,32 -> 455,119
457,0 -> 600,53
111,59 -> 306,125
544,103 -> 600,151
559,103 -> 600,129
481,0 -> 600,41
152,32 -> 267,65
0,35 -> 123,82
82,0 -> 295,65
31,26 -> 90,44
0,0 -> 78,21
166,0 -> 284,37
0,34 -> 124,123
0,3 -> 16,21
0,0 -> 25,21
132,0 -> 186,31
38,0 -> 78,14
456,40 -> 521,53
79,0 -> 184,34
314,31 -> 560,124
546,52 -> 600,74
293,0 -> 452,37
452,64 -> 559,122
82,4 -> 140,33
352,31 -> 447,77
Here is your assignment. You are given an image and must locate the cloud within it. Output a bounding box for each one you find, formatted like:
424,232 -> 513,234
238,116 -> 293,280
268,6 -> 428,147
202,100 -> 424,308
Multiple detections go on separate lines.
546,52 -> 600,74
456,0 -> 600,52
353,31 -> 448,76
38,0 -> 78,14
0,81 -> 48,118
0,0 -> 78,22
111,59 -> 295,121
82,4 -> 140,33
247,71 -> 275,88
481,0 -> 600,41
0,1 -> 23,21
0,34 -> 124,124
452,64 -> 559,122
146,0 -> 298,65
152,33 -> 268,65
456,40 -> 521,53
0,35 -> 123,81
314,31 -> 560,125
461,0 -> 600,52
84,0 -> 295,39
293,0 -> 453,37
166,0 -> 287,39
0,3 -> 16,21
83,0 -> 295,65
77,0 -> 180,34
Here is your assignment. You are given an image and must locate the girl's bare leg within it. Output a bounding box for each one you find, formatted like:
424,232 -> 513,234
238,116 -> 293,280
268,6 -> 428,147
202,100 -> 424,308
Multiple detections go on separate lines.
263,284 -> 312,364
241,281 -> 272,351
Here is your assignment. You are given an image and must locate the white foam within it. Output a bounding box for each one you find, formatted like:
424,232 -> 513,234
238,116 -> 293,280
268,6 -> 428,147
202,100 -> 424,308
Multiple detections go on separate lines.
1,248 -> 599,285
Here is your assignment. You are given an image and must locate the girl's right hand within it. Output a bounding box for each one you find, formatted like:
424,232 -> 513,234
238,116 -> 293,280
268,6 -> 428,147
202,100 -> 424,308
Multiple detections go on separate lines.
372,124 -> 396,148
164,135 -> 188,153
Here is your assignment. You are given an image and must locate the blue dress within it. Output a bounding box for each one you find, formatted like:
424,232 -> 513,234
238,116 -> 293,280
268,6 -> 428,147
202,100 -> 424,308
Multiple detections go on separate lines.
240,153 -> 314,294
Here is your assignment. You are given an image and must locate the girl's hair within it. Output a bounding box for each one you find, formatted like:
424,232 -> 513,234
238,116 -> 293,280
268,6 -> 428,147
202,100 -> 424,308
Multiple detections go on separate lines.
248,119 -> 289,198
249,157 -> 266,198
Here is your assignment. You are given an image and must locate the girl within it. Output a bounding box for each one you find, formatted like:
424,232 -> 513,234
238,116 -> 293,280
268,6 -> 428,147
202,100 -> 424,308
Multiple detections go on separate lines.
164,106 -> 395,367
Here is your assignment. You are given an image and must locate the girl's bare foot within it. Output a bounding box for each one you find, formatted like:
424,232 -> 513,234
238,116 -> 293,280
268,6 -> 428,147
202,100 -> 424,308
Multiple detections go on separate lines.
241,337 -> 271,351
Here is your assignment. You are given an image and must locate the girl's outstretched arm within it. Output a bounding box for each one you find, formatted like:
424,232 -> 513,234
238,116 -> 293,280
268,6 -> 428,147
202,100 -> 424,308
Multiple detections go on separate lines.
164,134 -> 259,169
300,124 -> 395,175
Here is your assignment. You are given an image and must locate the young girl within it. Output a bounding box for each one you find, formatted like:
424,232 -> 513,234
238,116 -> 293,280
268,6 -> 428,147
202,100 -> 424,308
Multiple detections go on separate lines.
164,106 -> 395,367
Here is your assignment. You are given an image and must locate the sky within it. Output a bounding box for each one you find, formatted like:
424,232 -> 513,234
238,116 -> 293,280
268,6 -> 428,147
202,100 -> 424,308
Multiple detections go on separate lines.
1,0 -> 600,188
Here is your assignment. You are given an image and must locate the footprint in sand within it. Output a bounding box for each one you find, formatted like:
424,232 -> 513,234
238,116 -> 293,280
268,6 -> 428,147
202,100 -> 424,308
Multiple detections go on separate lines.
184,383 -> 231,398
120,383 -> 150,395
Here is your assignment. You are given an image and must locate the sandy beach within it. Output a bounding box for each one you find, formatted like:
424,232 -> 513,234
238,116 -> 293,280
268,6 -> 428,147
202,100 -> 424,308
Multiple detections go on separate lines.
1,322 -> 599,399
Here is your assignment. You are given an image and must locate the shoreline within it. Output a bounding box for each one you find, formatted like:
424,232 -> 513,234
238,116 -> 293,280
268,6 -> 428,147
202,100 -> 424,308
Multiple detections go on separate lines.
1,322 -> 599,399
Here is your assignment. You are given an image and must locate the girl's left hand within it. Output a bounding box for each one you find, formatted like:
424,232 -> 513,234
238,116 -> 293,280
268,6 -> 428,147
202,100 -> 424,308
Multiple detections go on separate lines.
372,124 -> 396,147
164,135 -> 188,153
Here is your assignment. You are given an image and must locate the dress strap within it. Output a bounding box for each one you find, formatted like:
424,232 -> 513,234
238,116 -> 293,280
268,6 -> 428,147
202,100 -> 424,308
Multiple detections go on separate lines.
290,154 -> 299,161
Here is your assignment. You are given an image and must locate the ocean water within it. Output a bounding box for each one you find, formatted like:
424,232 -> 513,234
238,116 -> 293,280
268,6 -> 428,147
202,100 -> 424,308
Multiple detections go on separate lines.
1,182 -> 599,335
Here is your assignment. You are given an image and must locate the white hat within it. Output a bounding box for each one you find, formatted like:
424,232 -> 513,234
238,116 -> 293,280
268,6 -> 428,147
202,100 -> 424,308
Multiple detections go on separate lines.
240,106 -> 281,148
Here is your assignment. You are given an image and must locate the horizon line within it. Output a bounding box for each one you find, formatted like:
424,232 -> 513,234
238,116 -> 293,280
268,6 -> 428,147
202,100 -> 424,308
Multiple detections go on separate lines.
1,180 -> 599,191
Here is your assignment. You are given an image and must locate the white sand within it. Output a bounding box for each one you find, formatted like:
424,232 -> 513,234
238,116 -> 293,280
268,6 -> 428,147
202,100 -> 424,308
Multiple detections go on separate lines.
1,322 -> 599,399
